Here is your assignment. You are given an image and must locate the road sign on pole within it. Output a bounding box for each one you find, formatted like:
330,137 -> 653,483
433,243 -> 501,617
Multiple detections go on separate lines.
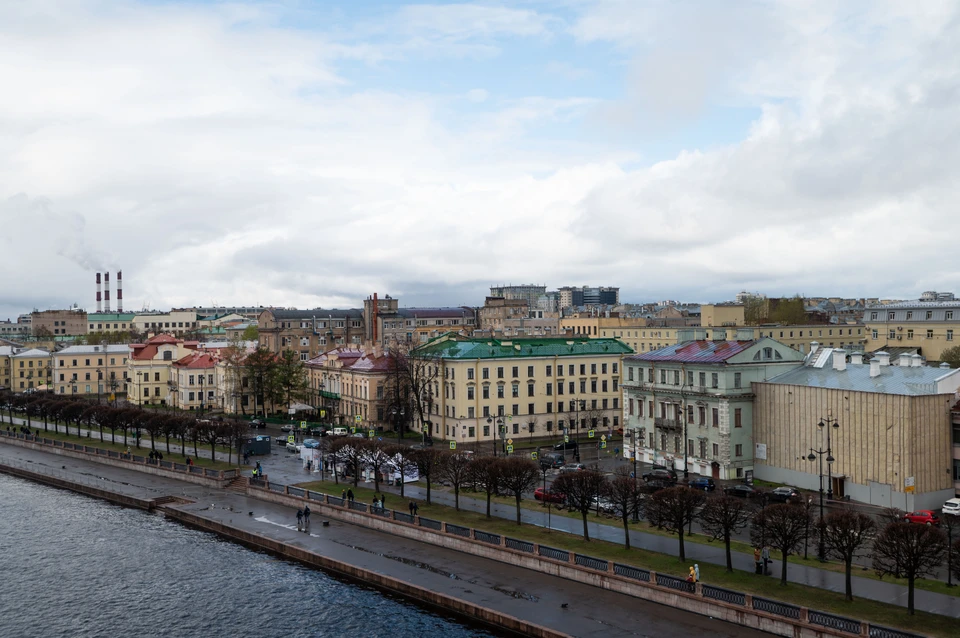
531,451 -> 538,460
449,441 -> 457,450
564,435 -> 569,443
507,445 -> 514,454
588,429 -> 595,438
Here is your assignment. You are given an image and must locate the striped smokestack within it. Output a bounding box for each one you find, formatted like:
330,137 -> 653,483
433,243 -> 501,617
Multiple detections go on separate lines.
117,270 -> 123,313
104,271 -> 111,312
96,272 -> 102,313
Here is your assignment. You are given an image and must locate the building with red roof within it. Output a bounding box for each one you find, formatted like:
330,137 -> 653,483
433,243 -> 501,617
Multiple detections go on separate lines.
306,345 -> 396,429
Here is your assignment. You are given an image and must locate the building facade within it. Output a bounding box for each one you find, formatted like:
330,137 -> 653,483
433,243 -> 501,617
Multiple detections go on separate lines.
863,299 -> 960,362
622,338 -> 805,480
31,309 -> 88,336
305,347 -> 394,429
86,313 -> 136,334
132,310 -> 200,336
412,335 -> 633,447
172,351 -> 218,412
10,348 -> 53,391
128,335 -> 197,406
754,348 -> 960,510
54,344 -> 130,398
258,308 -> 365,358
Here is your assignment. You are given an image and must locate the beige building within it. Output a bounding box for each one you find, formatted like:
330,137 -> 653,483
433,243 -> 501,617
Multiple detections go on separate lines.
0,346 -> 16,390
31,309 -> 88,336
700,304 -> 745,327
9,348 -> 53,391
863,300 -> 960,362
305,346 -> 394,429
133,310 -> 199,336
86,313 -> 136,334
128,334 -> 199,406
54,344 -> 130,398
412,335 -> 633,448
172,351 -> 218,412
754,348 -> 960,510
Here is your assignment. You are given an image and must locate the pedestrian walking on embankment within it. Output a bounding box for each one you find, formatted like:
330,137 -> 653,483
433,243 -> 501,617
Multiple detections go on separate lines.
303,506 -> 311,531
296,508 -> 303,531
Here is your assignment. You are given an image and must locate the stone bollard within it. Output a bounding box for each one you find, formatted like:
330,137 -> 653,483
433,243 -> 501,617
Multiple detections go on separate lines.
744,594 -> 753,608
695,582 -> 702,596
649,571 -> 657,585
568,551 -> 576,565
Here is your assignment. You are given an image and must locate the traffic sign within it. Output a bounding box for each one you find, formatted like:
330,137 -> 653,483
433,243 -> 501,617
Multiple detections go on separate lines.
319,409 -> 326,417
300,421 -> 307,429
355,415 -> 362,422
351,427 -> 356,434
600,441 -> 607,449
449,441 -> 457,450
601,434 -> 607,441
588,429 -> 595,438
369,430 -> 375,439
564,435 -> 569,443
531,451 -> 538,460
287,434 -> 294,444
507,445 -> 514,453
507,438 -> 514,445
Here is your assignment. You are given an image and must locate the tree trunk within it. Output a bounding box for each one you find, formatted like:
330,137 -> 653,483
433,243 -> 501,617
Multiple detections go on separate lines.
486,491 -> 492,518
165,434 -> 171,455
581,511 -> 590,541
678,528 -> 685,561
454,486 -> 460,511
99,424 -> 104,441
515,495 -> 522,525
426,473 -> 432,504
780,551 -> 789,586
621,515 -> 630,549
724,532 -> 733,571
844,557 -> 853,600
210,441 -> 216,461
908,575 -> 915,615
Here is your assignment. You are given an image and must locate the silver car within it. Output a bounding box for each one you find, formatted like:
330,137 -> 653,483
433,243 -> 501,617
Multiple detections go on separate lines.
943,498 -> 960,516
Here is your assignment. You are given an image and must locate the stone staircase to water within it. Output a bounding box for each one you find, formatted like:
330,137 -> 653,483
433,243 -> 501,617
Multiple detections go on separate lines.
225,476 -> 248,494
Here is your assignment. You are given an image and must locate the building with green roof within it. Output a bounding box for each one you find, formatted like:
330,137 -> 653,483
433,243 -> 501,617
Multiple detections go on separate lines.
411,334 -> 633,452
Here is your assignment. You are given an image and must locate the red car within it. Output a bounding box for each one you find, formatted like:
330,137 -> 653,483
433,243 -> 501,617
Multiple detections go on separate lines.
534,487 -> 565,504
903,510 -> 940,526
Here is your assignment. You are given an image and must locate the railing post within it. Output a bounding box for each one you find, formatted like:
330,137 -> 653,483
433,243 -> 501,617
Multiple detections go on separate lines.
695,582 -> 702,596
607,560 -> 614,574
284,486 -> 289,495
861,622 -> 869,637
649,571 -> 657,585
440,522 -> 447,533
568,551 -> 576,565
469,528 -> 475,540
219,470 -> 224,479
799,607 -> 809,623
533,543 -> 539,555
500,535 -> 507,547
744,594 -> 753,608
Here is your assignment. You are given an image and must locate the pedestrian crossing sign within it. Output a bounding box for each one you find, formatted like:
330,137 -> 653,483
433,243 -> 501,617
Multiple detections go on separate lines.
369,430 -> 375,438
507,445 -> 514,453
564,435 -> 569,443
355,415 -> 362,422
449,441 -> 456,450
531,451 -> 538,460
600,441 -> 607,449
300,421 -> 307,429
588,429 -> 595,438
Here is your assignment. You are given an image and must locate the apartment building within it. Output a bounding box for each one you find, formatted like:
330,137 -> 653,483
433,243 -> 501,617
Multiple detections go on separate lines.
31,309 -> 88,336
132,310 -> 199,336
305,347 -> 394,429
54,344 -> 130,398
755,348 -> 960,510
128,334 -> 198,406
0,346 -> 14,389
863,299 -> 960,362
10,348 -> 53,391
172,351 -> 218,412
412,335 -> 633,446
0,318 -> 31,338
622,338 -> 804,480
258,308 -> 365,359
87,313 -> 136,334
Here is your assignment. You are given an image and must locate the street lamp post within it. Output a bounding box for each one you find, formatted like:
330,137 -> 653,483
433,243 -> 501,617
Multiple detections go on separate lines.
96,369 -> 102,405
199,374 -> 205,418
807,446 -> 833,562
819,415 -> 840,500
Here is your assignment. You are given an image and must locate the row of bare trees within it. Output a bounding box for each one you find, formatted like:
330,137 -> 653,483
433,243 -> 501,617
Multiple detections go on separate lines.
1,391 -> 249,464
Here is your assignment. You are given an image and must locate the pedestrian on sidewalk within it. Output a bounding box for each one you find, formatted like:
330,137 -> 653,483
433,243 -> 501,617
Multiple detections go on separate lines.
694,564 -> 700,583
408,501 -> 415,516
412,502 -> 419,517
341,489 -> 346,501
754,547 -> 762,574
761,546 -> 771,575
347,489 -> 354,502
296,508 -> 303,530
380,493 -> 386,509
303,506 -> 311,530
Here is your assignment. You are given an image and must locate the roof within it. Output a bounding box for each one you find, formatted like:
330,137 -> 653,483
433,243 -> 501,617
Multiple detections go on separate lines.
626,340 -> 756,364
12,348 -> 50,358
414,337 -> 633,360
147,334 -> 179,345
173,351 -> 218,369
267,308 -> 364,320
766,352 -> 959,396
395,307 -> 475,319
0,346 -> 15,357
56,344 -> 131,355
866,300 -> 960,310
87,313 -> 136,321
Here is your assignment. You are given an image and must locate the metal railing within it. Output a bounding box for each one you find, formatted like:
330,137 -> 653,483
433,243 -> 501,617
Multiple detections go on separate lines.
306,490 -> 324,501
418,517 -> 442,531
752,596 -> 801,620
393,511 -> 414,524
575,554 -> 608,571
445,523 -> 471,538
474,530 -> 501,545
505,537 -> 534,553
701,584 -> 745,606
327,496 -> 344,507
287,486 -> 305,498
868,626 -> 927,638
371,506 -> 391,518
613,563 -> 650,582
268,482 -> 285,493
538,545 -> 569,562
348,500 -> 368,513
655,572 -> 694,593
809,610 -> 861,634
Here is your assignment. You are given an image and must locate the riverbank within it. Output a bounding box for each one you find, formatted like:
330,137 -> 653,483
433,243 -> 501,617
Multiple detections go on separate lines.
0,442 -> 761,638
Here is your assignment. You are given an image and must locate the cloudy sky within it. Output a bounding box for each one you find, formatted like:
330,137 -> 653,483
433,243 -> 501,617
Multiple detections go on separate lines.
2,0 -> 959,320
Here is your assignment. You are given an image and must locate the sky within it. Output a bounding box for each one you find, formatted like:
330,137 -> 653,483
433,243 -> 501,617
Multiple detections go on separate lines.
2,0 -> 960,320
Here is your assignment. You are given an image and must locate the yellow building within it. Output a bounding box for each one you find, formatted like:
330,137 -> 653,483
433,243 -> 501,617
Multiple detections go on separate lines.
412,335 -> 633,448
700,304 -> 745,327
0,346 -> 14,390
172,351 -> 218,412
863,300 -> 960,362
306,346 -> 394,428
10,348 -> 52,391
54,344 -> 130,398
128,334 -> 198,406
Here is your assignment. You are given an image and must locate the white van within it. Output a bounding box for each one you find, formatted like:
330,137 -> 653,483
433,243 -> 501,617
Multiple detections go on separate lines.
332,427 -> 348,436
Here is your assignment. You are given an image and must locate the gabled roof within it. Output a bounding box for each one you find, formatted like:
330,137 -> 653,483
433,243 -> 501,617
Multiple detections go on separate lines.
12,348 -> 50,358
173,351 -> 218,369
415,336 -> 632,360
146,334 -> 179,345
626,340 -> 755,363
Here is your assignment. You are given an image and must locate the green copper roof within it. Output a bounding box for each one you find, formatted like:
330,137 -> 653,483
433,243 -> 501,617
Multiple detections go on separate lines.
415,337 -> 633,360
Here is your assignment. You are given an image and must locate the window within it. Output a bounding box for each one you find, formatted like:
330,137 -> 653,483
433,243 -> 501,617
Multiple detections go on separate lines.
546,402 -> 552,413
497,367 -> 504,379
468,407 -> 475,419
188,392 -> 195,401
546,382 -> 552,396
735,444 -> 743,457
872,330 -> 878,339
527,383 -> 534,397
660,369 -> 666,384
698,406 -> 705,425
557,382 -> 564,396
483,406 -> 490,418
734,373 -> 741,389
698,372 -> 706,387
512,366 -> 519,378
546,421 -> 553,432
512,404 -> 519,416
712,408 -> 719,427
711,373 -> 719,388
546,365 -> 552,377
712,443 -> 719,458
906,311 -> 913,320
686,405 -> 693,423
613,363 -> 618,374
927,329 -> 934,339
591,380 -> 597,393
591,363 -> 597,375
580,364 -> 586,375
568,365 -> 574,376
734,408 -> 742,428
528,403 -> 534,415
926,311 -> 933,319
673,370 -> 680,385
467,386 -> 475,400
870,311 -> 878,320
497,385 -> 504,399
948,311 -> 954,320
889,330 -> 896,339
949,330 -> 954,341
527,365 -> 534,377
483,425 -> 490,437
482,386 -> 490,399
511,383 -> 519,398
647,367 -> 654,382
467,368 -> 474,380
628,367 -> 634,382
579,380 -> 586,393
601,380 -> 608,392
907,329 -> 914,339
482,367 -> 489,380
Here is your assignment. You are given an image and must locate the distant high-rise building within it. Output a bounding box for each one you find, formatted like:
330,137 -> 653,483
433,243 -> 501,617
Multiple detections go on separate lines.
558,286 -> 619,308
489,284 -> 547,309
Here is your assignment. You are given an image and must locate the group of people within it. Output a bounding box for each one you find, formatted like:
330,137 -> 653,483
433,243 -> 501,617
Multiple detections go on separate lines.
686,564 -> 701,583
251,461 -> 263,478
372,493 -> 387,512
407,501 -> 420,517
295,505 -> 311,531
148,450 -> 164,464
340,489 -> 355,502
754,546 -> 772,575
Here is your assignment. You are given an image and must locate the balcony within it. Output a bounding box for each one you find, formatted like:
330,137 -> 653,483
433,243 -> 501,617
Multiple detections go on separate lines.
654,417 -> 682,431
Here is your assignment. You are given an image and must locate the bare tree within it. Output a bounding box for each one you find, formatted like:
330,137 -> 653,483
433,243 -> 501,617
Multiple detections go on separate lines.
330,438 -> 366,487
387,343 -> 441,440
873,522 -> 947,614
818,508 -> 876,600
751,503 -> 811,586
647,486 -> 706,560
387,444 -> 420,498
607,466 -> 645,548
943,514 -> 960,588
360,439 -> 393,494
553,469 -> 609,541
699,495 -> 752,571
439,452 -> 473,511
469,456 -> 504,518
499,457 -> 540,525
413,448 -> 447,504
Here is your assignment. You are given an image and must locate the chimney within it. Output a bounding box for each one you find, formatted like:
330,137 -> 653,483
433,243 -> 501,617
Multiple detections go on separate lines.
96,272 -> 102,313
850,352 -> 863,365
911,354 -> 924,368
117,270 -> 123,313
870,359 -> 882,378
832,349 -> 847,372
898,355 -> 910,367
373,292 -> 379,344
810,341 -> 819,356
940,362 -> 951,369
875,351 -> 890,366
104,271 -> 111,313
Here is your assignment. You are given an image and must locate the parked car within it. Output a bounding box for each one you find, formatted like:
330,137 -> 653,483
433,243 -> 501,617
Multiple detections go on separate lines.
651,464 -> 678,480
559,463 -> 587,474
943,498 -> 960,516
286,441 -> 302,453
554,440 -> 579,453
302,438 -> 320,449
643,479 -> 673,492
903,510 -> 940,526
591,496 -> 617,514
534,487 -> 565,504
769,486 -> 802,503
332,427 -> 348,436
642,469 -> 677,485
539,453 -> 565,470
723,484 -> 757,498
280,424 -> 294,432
688,477 -> 716,492
250,418 -> 266,429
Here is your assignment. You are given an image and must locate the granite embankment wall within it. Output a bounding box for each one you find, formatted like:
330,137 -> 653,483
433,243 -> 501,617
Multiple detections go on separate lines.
0,461 -> 155,510
160,508 -> 569,638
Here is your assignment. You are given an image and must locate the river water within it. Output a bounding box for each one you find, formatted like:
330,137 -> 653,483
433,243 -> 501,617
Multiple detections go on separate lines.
0,473 -> 495,638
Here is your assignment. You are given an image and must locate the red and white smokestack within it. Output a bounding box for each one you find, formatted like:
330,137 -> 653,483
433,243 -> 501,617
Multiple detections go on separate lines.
104,271 -> 111,313
117,270 -> 123,313
96,272 -> 102,313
